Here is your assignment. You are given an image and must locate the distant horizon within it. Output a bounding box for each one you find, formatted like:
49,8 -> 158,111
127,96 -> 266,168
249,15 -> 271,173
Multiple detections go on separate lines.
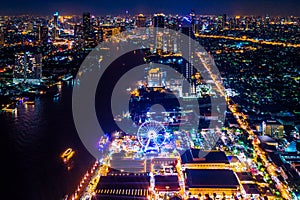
0,12 -> 299,18
0,0 -> 299,17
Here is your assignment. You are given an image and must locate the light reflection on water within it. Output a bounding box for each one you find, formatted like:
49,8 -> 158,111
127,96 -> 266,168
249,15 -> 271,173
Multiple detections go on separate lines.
0,81 -> 95,200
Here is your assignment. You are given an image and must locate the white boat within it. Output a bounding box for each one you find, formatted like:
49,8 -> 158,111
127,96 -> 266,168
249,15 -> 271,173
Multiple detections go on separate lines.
62,74 -> 73,81
2,104 -> 17,112
24,100 -> 35,105
53,93 -> 60,98
61,148 -> 75,163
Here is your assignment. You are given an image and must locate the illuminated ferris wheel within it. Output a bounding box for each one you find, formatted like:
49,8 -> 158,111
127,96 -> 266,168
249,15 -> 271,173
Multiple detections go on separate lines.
137,120 -> 167,153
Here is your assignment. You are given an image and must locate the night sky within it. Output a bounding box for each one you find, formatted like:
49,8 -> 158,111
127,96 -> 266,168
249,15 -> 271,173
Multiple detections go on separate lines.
0,0 -> 299,16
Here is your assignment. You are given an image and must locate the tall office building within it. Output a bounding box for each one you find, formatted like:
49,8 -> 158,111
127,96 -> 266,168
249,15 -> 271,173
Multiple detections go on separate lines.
52,27 -> 58,39
53,12 -> 59,28
13,52 -> 42,84
245,17 -> 250,30
74,24 -> 82,39
181,15 -> 196,94
190,10 -> 196,33
235,16 -> 241,28
0,31 -> 4,45
262,120 -> 284,139
153,13 -> 165,28
229,18 -> 234,30
181,26 -> 195,80
52,12 -> 59,39
0,16 -> 4,45
222,14 -> 227,29
190,10 -> 196,24
94,28 -> 103,42
217,14 -> 227,30
153,13 -> 165,54
83,12 -> 91,39
136,14 -> 147,27
38,25 -> 48,43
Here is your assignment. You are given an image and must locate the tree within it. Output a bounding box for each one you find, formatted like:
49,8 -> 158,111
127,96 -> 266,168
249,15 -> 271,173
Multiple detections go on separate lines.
222,192 -> 226,200
205,194 -> 211,200
213,193 -> 217,200
198,193 -> 201,200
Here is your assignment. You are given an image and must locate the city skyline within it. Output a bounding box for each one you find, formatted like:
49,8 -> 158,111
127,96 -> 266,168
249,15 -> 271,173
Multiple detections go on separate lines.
0,0 -> 299,16
0,3 -> 300,199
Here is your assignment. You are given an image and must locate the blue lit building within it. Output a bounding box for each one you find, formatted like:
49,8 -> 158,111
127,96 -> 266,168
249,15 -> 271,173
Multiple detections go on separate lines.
13,52 -> 42,85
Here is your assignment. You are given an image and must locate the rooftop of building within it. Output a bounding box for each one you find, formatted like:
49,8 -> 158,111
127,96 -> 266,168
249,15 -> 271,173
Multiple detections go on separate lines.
284,141 -> 299,153
109,157 -> 146,173
96,173 -> 150,190
241,184 -> 260,195
257,135 -> 278,145
181,149 -> 229,164
95,195 -> 148,200
154,175 -> 180,191
185,169 -> 239,189
235,172 -> 255,182
264,119 -> 282,125
95,173 -> 150,199
227,155 -> 240,163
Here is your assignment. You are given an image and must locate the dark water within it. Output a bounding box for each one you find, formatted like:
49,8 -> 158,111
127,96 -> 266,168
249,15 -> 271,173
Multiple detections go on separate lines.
1,81 -> 95,200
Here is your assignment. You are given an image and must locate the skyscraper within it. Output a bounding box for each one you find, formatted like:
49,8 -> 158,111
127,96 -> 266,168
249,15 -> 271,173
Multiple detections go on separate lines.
217,14 -> 227,30
13,52 -> 42,85
222,14 -> 227,29
94,28 -> 103,42
74,24 -> 82,39
136,14 -> 147,27
83,12 -> 91,39
53,12 -> 59,28
190,10 -> 196,23
181,15 -> 196,94
181,21 -> 195,81
0,31 -> 4,45
153,13 -> 165,54
153,13 -> 165,28
190,10 -> 196,32
52,12 -> 59,39
38,25 -> 48,43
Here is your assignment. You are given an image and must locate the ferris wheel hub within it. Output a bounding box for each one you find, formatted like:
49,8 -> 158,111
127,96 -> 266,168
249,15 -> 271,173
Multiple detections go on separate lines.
147,130 -> 157,139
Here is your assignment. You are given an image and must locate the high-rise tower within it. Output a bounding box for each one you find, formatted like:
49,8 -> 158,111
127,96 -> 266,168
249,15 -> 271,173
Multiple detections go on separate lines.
13,52 -> 42,85
153,13 -> 165,28
83,12 -> 91,39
